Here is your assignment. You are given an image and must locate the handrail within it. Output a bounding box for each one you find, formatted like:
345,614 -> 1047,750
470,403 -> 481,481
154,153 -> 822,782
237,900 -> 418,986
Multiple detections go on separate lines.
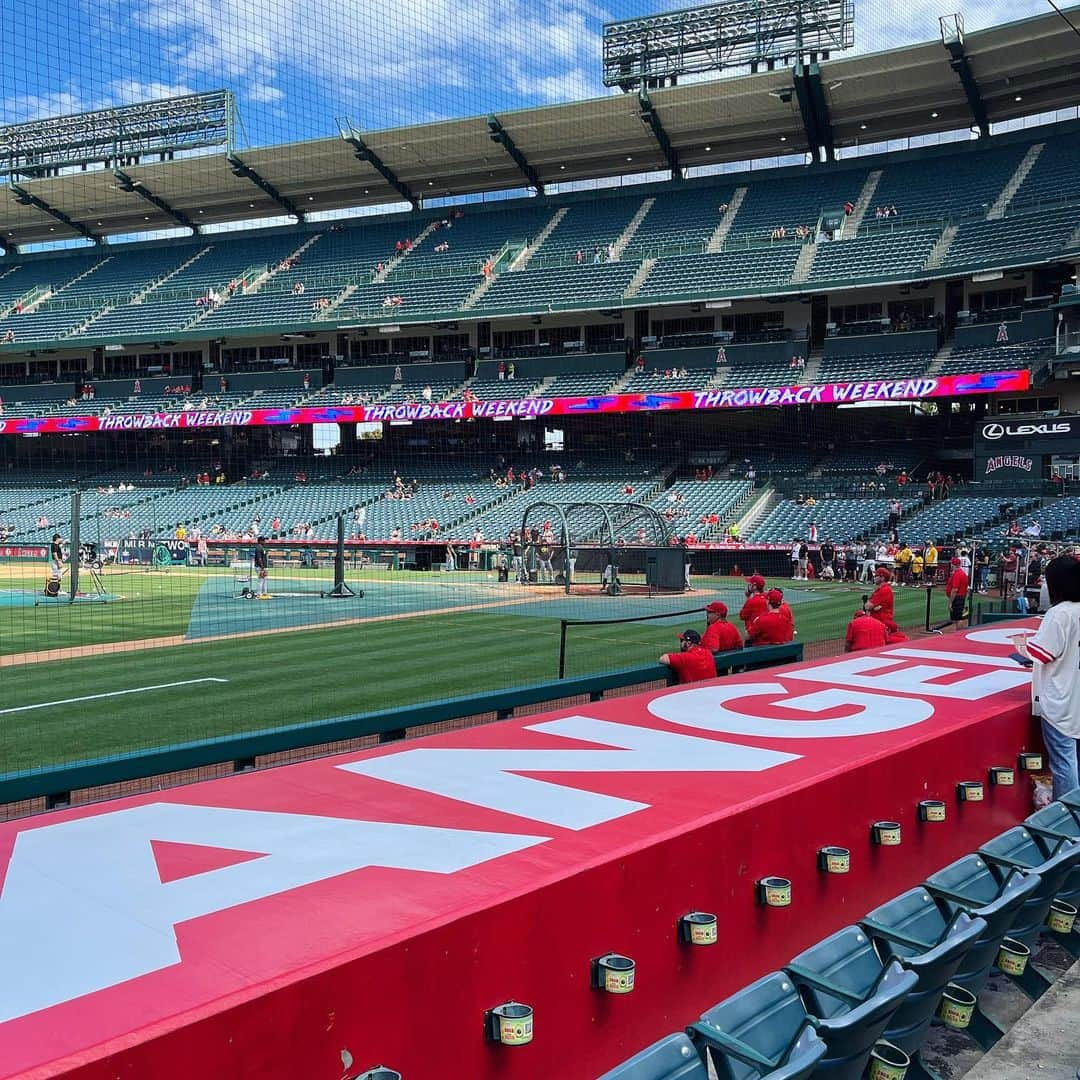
0,643 -> 801,806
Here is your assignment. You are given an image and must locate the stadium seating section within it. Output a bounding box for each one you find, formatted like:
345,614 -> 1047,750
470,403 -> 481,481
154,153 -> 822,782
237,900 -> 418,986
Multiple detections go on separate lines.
0,123 -> 1073,348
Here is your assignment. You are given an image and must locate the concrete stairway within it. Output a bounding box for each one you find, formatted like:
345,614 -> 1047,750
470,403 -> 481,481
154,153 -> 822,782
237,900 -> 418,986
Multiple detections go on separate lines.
510,207 -> 568,270
612,197 -> 655,259
848,169 -> 883,234
623,257 -> 656,298
33,257 -> 112,311
706,187 -> 747,252
988,143 -> 1044,219
372,220 -> 439,284
132,246 -> 213,303
802,350 -> 824,385
925,342 -> 953,376
737,485 -> 782,538
247,233 -> 323,293
924,224 -> 959,270
791,242 -> 818,285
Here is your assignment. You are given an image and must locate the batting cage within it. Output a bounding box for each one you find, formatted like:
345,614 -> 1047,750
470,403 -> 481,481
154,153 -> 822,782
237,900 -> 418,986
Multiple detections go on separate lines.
518,500 -> 687,596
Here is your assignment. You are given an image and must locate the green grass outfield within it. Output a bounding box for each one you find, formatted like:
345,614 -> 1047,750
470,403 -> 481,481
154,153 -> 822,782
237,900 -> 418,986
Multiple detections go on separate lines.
0,562 -> 955,773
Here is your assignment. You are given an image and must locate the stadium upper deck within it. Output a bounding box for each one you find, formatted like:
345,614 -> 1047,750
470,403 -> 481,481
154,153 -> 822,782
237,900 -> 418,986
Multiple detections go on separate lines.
0,7 -> 1077,359
0,121 -> 1075,353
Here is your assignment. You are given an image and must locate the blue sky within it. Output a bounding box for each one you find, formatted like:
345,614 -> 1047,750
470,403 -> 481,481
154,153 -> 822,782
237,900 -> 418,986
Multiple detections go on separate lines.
0,0 -> 1059,148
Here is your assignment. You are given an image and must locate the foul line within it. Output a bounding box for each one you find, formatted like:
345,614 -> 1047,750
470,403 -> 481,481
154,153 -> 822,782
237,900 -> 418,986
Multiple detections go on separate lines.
0,678 -> 229,715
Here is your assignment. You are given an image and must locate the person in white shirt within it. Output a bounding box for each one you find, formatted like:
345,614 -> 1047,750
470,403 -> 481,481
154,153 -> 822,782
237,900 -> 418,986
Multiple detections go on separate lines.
791,539 -> 801,579
1022,555 -> 1080,798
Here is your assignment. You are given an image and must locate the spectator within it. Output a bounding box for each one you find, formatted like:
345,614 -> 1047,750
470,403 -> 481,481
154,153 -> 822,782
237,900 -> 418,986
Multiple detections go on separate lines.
1020,555 -> 1080,797
702,601 -> 742,653
660,629 -> 717,684
845,609 -> 888,652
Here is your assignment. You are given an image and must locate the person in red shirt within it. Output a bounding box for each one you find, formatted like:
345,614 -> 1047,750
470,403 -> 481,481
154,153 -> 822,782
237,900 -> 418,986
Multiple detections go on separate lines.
660,629 -> 718,684
739,574 -> 768,633
702,600 -> 742,653
845,609 -> 888,652
748,590 -> 794,645
868,566 -> 897,632
945,557 -> 969,628
768,587 -> 794,634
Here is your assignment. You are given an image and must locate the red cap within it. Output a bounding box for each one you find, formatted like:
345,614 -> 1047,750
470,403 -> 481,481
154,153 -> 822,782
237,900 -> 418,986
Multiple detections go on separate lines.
746,574 -> 765,589
951,557 -> 961,565
875,566 -> 892,578
766,588 -> 785,605
705,601 -> 728,615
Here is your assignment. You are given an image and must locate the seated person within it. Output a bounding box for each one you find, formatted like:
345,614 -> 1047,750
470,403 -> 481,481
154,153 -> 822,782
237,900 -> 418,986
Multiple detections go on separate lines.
659,629 -> 717,684
702,600 -> 742,653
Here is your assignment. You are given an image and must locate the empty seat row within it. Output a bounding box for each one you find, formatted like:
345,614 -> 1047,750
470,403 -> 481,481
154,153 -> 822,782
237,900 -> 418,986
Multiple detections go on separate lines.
602,786 -> 1080,1079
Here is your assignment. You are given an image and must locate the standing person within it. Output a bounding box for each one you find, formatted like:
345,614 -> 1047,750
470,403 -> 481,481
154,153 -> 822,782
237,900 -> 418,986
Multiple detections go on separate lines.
923,540 -> 938,585
819,538 -> 835,580
1020,555 -> 1080,798
798,539 -> 809,581
739,574 -> 768,633
702,601 -> 742,653
536,540 -> 555,582
845,542 -> 858,583
48,533 -> 65,588
660,630 -> 717,684
845,608 -> 888,652
944,557 -> 969,628
790,538 -> 801,580
253,536 -> 270,598
911,548 -> 924,587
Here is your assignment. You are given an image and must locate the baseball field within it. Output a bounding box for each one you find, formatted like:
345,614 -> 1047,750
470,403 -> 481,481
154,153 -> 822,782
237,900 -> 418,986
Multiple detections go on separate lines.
0,560 -> 950,773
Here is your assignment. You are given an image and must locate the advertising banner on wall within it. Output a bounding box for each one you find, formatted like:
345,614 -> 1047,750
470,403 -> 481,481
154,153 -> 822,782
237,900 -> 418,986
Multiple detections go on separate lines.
973,415 -> 1080,479
0,369 -> 1031,436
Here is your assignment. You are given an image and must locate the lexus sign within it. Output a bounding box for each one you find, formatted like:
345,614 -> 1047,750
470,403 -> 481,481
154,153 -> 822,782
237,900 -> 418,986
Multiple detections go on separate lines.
980,420 -> 1072,441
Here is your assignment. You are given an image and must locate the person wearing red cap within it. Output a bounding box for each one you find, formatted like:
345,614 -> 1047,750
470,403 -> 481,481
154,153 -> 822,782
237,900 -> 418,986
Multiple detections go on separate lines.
660,629 -> 718,684
867,566 -> 897,632
845,608 -> 888,652
748,590 -> 794,645
944,556 -> 969,628
702,600 -> 742,653
739,574 -> 768,633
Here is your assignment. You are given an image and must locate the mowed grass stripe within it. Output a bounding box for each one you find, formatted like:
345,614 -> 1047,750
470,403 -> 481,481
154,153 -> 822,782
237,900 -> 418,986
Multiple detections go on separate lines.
0,577 -> 946,772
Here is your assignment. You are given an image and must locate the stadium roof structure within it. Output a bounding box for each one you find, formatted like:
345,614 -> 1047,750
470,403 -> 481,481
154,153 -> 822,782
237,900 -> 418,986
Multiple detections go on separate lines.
1,6 -> 1078,249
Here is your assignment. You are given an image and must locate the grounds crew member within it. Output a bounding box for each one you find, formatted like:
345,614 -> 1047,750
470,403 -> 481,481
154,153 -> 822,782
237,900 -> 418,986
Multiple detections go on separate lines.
660,629 -> 717,684
253,537 -> 270,598
845,608 -> 888,652
702,600 -> 742,653
747,589 -> 795,645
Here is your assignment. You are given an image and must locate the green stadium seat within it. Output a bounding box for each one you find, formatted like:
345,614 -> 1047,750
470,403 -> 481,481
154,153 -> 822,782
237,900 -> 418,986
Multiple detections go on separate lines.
977,827 -> 1080,959
922,853 -> 1043,1046
596,1033 -> 708,1080
860,888 -> 985,1053
785,927 -> 918,1079
689,972 -> 827,1080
